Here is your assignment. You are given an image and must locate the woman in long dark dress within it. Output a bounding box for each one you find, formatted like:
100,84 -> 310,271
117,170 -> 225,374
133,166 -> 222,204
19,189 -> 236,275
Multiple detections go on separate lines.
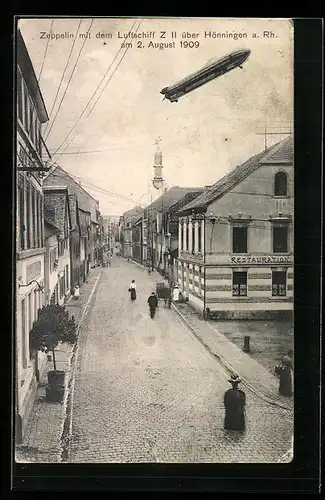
129,280 -> 137,301
224,374 -> 246,431
279,355 -> 293,397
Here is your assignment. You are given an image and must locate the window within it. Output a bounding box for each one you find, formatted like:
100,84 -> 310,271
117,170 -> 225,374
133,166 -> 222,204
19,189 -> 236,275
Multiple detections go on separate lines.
198,223 -> 202,253
185,224 -> 189,251
272,271 -> 287,296
26,182 -> 31,249
29,106 -> 34,143
192,223 -> 195,253
60,274 -> 65,298
21,298 -> 27,369
33,113 -> 38,149
232,226 -> 248,253
274,171 -> 288,196
18,178 -> 25,251
58,239 -> 65,257
232,271 -> 247,296
40,197 -> 44,247
37,192 -> 42,248
273,225 -> 288,253
23,82 -> 29,131
17,70 -> 23,122
37,122 -> 42,155
65,265 -> 69,291
180,224 -> 184,250
31,188 -> 36,248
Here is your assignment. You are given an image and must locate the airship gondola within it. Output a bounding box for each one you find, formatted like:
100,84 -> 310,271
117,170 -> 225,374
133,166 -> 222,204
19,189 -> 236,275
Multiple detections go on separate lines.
160,49 -> 251,103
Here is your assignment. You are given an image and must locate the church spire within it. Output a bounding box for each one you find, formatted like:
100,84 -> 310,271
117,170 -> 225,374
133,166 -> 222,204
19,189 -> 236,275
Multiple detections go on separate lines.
152,137 -> 163,190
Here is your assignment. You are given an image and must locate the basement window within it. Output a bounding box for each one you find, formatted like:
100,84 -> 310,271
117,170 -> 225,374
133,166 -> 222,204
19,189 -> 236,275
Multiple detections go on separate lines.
272,271 -> 287,296
232,271 -> 247,296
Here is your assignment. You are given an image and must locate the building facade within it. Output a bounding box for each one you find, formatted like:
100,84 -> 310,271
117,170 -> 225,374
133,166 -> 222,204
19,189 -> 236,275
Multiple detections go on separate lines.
43,186 -> 72,305
119,206 -> 143,258
177,137 -> 294,320
15,29 -> 50,442
68,194 -> 81,290
44,166 -> 100,270
44,220 -> 60,305
79,208 -> 91,280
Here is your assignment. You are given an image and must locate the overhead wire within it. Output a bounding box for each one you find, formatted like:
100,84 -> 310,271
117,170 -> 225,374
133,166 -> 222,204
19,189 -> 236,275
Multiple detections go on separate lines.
38,19 -> 54,83
43,19 -> 82,136
51,19 -> 142,164
46,170 -> 143,205
44,18 -> 94,141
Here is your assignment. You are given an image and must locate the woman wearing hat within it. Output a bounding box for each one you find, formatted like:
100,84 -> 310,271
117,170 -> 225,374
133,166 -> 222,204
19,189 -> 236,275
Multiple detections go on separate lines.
223,374 -> 246,431
278,350 -> 294,397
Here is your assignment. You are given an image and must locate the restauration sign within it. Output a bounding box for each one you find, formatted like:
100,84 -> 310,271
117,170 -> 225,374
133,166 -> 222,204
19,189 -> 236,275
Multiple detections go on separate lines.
231,255 -> 292,264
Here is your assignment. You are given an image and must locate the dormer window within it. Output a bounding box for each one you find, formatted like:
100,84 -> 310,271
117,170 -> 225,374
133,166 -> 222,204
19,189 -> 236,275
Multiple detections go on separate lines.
274,171 -> 288,196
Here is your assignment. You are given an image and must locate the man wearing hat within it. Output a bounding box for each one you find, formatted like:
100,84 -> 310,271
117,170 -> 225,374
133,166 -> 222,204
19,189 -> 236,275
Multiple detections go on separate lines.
223,374 -> 246,431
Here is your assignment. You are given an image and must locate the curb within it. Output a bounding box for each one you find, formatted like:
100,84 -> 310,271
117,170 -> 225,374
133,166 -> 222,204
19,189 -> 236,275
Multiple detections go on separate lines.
172,303 -> 292,412
59,270 -> 103,462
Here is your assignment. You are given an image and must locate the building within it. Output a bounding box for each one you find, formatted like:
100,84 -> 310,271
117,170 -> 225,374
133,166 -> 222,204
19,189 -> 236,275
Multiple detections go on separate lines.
103,216 -> 120,255
145,186 -> 203,273
119,206 -> 144,258
132,216 -> 145,264
44,165 -> 100,271
68,194 -> 81,290
162,190 -> 204,282
43,186 -> 72,305
78,208 -> 91,281
176,136 -> 294,320
15,29 -> 50,442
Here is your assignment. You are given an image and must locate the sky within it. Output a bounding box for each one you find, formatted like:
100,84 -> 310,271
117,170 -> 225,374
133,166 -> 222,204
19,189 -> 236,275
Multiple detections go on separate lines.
18,17 -> 293,217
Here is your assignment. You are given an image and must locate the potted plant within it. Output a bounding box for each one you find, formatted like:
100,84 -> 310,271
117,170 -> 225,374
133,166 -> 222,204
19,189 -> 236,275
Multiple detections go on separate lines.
30,304 -> 77,403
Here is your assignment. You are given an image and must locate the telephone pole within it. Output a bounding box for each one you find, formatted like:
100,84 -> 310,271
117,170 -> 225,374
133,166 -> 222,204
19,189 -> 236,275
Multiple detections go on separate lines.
256,112 -> 293,151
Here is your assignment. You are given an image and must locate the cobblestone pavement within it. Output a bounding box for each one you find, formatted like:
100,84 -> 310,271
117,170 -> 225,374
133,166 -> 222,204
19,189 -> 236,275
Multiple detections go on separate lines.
174,302 -> 294,409
15,267 -> 102,463
68,257 -> 293,463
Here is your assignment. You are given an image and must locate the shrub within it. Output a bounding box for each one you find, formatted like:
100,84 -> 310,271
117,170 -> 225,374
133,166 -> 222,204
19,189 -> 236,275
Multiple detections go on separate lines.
30,304 -> 77,372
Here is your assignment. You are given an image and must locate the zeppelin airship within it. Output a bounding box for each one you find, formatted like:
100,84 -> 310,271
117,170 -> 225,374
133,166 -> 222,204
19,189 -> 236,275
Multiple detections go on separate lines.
160,49 -> 251,103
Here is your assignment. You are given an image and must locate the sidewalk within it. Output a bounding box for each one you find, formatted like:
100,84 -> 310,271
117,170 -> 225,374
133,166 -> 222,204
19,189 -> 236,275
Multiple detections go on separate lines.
15,267 -> 102,463
173,302 -> 294,410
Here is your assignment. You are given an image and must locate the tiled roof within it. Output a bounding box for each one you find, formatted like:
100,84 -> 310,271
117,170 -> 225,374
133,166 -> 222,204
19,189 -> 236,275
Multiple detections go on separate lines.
44,166 -> 98,223
146,187 -> 203,220
263,135 -> 293,163
43,187 -> 70,239
123,206 -> 144,224
180,136 -> 293,214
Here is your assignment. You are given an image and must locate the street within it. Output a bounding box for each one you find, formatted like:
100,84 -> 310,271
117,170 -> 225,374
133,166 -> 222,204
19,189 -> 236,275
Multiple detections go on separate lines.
68,257 -> 292,463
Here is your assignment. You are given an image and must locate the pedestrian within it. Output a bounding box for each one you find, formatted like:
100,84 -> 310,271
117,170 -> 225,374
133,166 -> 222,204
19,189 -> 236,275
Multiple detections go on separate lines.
172,284 -> 180,302
73,285 -> 80,300
128,280 -> 137,301
147,292 -> 158,319
223,374 -> 246,431
278,350 -> 294,397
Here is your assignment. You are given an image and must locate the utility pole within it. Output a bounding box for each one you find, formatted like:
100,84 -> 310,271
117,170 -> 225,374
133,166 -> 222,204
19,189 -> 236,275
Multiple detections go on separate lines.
256,112 -> 293,151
